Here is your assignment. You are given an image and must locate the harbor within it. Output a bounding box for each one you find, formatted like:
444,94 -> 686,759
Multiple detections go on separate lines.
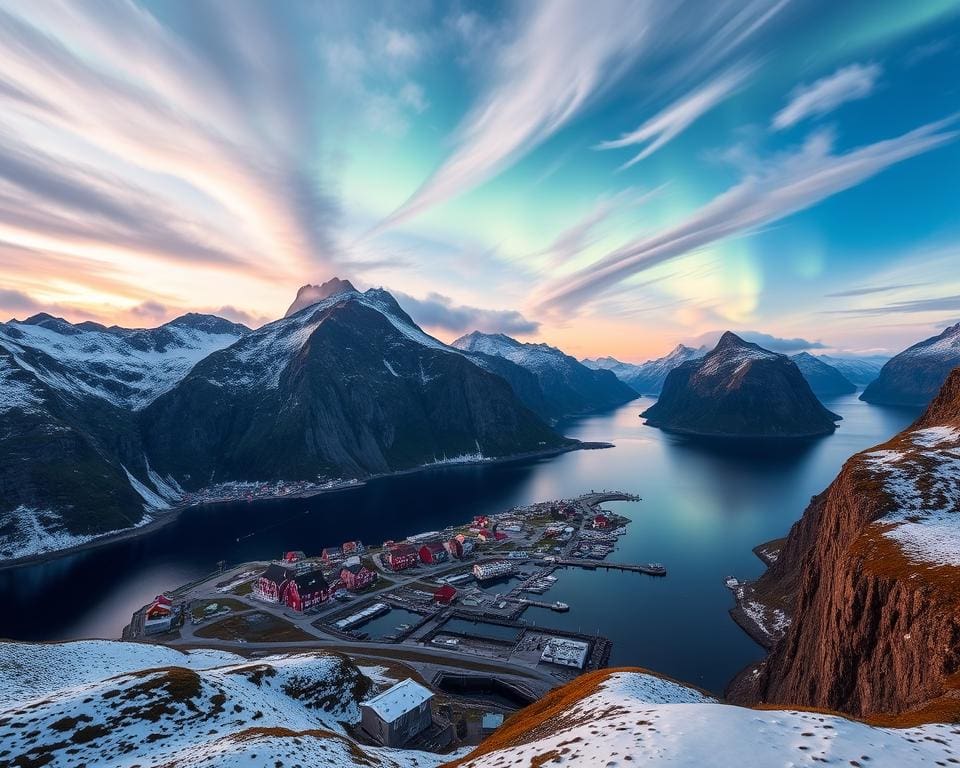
124,489 -> 658,687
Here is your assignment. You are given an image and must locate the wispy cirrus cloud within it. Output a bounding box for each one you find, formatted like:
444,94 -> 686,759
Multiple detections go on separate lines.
596,65 -> 754,168
536,118 -> 959,315
772,62 -> 882,131
825,282 -> 931,298
0,0 -> 337,286
378,0 -> 785,230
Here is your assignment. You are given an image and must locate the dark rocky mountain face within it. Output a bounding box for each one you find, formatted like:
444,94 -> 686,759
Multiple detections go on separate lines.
790,352 -> 857,398
141,290 -> 568,484
642,332 -> 840,438
452,331 -> 637,419
730,366 -> 960,721
861,323 -> 960,407
284,278 -> 357,317
816,354 -> 887,389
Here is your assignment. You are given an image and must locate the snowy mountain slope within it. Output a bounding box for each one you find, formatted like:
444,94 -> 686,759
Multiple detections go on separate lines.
284,277 -> 357,317
453,331 -> 637,417
790,352 -> 857,397
455,669 -> 960,768
584,345 -> 706,395
861,323 -> 960,406
642,332 -> 840,437
0,640 -> 448,768
0,312 -> 248,410
141,287 -> 567,484
816,354 -> 888,389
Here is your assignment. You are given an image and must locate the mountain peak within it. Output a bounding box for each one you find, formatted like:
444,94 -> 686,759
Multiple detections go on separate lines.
284,278 -> 357,318
167,313 -> 251,335
714,331 -> 749,350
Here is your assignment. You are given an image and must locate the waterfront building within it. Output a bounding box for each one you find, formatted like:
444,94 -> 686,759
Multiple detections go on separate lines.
386,544 -> 419,571
472,560 -> 515,581
540,637 -> 590,669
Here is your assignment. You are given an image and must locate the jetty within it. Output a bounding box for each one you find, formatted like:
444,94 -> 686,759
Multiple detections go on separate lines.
558,558 -> 666,576
503,596 -> 570,612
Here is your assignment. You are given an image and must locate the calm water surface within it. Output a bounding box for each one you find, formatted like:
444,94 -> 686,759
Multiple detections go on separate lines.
0,394 -> 919,692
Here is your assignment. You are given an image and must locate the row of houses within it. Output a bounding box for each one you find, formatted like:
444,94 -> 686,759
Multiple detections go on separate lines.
254,556 -> 377,612
384,534 -> 482,572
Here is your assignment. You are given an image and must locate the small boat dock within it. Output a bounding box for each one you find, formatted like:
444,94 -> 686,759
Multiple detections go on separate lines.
558,558 -> 667,576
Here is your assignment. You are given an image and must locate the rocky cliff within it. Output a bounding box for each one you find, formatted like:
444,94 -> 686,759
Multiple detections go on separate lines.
642,332 -> 840,437
729,366 -> 960,721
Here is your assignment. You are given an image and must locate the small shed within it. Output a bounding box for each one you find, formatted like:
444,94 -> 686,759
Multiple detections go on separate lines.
360,679 -> 434,747
434,584 -> 457,605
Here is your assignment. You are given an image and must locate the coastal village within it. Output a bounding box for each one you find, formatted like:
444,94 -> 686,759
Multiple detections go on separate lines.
126,490 -> 663,751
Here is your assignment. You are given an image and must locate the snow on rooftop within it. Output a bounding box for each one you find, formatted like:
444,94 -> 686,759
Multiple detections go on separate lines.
540,637 -> 590,669
362,678 -> 434,723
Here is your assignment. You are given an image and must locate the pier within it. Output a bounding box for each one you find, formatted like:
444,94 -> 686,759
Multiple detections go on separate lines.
558,558 -> 666,576
502,596 -> 570,612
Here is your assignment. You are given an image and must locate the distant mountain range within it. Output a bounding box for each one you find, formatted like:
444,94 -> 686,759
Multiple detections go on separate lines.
642,332 -> 841,438
0,282 -> 569,561
584,345 -> 706,395
861,322 -> 960,407
789,352 -> 856,398
452,331 -> 637,419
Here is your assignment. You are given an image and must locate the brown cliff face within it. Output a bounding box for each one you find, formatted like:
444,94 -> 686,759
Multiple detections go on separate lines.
729,367 -> 960,721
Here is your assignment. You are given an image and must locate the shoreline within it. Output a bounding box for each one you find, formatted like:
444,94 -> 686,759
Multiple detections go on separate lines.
0,440 -> 610,573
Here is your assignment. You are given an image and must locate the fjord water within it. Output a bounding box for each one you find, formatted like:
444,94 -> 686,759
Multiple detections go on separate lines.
0,394 -> 918,692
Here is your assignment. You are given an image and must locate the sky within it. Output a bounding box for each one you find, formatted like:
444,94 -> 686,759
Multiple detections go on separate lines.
0,0 -> 958,361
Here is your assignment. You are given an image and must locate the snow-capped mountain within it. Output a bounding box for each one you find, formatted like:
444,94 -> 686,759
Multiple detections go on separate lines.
815,353 -> 888,389
790,352 -> 857,398
141,286 -> 567,485
584,344 -> 706,395
861,323 -> 960,407
452,331 -> 636,418
0,640 -> 447,768
0,312 -> 249,410
642,332 -> 840,437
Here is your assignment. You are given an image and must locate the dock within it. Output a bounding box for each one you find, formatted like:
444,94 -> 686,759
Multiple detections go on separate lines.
503,596 -> 569,612
558,558 -> 666,576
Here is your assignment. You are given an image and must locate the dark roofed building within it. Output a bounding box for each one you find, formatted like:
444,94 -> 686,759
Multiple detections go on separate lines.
340,561 -> 376,591
283,570 -> 331,611
254,564 -> 296,603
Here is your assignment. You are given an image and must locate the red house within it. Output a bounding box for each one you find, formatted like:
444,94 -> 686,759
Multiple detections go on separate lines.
341,541 -> 362,556
593,514 -> 611,530
255,564 -> 296,603
474,515 -> 490,528
477,529 -> 494,542
283,570 -> 331,611
340,562 -> 376,591
494,531 -> 508,541
387,544 -> 419,571
443,539 -> 463,559
283,550 -> 305,563
145,594 -> 173,620
419,542 -> 449,564
434,585 -> 457,605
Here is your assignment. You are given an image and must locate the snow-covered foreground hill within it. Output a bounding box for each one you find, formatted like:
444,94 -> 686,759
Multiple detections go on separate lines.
455,670 -> 960,768
0,640 -> 448,768
4,642 -> 959,768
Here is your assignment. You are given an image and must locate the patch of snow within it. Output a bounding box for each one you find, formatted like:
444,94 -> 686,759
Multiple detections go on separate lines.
461,670 -> 960,768
383,358 -> 399,377
0,507 -> 153,562
0,353 -> 43,413
123,465 -> 171,511
865,427 -> 960,567
144,456 -> 183,504
0,641 -> 447,768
